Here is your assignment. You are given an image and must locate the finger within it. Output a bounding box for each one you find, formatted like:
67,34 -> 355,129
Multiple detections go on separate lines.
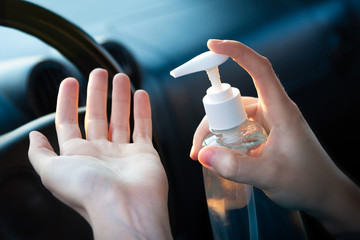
84,69 -> 109,140
190,116 -> 209,161
132,90 -> 152,144
243,96 -> 258,119
109,73 -> 131,143
28,131 -> 57,176
55,77 -> 82,146
198,145 -> 265,186
207,39 -> 291,109
242,96 -> 258,105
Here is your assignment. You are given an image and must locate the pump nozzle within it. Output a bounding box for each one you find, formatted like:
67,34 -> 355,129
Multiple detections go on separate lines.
206,66 -> 222,92
170,51 -> 228,92
170,50 -> 247,130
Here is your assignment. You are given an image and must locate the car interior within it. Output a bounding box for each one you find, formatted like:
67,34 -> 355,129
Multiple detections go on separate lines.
0,0 -> 359,239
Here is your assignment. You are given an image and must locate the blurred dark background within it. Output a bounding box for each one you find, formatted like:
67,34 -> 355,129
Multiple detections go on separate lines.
0,0 -> 359,239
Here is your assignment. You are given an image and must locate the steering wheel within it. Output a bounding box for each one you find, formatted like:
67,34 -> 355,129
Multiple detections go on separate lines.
0,1 -> 134,239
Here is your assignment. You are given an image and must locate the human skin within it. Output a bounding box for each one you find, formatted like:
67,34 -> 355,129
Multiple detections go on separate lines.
28,69 -> 172,240
190,39 -> 360,235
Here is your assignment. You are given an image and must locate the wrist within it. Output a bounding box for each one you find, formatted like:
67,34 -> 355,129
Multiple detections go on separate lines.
84,188 -> 172,240
313,171 -> 360,234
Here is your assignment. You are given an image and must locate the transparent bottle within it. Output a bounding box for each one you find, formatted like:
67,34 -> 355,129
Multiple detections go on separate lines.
202,119 -> 306,240
202,119 -> 266,240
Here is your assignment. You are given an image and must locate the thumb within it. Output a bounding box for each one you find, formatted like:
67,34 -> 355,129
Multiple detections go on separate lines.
28,131 -> 57,175
198,145 -> 263,186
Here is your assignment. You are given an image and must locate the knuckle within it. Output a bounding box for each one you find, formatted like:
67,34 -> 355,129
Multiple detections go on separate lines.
283,100 -> 306,126
259,56 -> 274,72
217,154 -> 241,181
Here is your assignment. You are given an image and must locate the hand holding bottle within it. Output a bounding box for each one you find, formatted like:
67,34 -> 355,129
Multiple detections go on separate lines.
190,39 -> 360,234
28,69 -> 172,240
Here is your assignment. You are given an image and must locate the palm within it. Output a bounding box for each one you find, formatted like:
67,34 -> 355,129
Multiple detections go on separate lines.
43,139 -> 163,203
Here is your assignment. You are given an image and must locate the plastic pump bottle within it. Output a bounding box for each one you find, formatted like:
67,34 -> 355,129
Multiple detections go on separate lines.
170,51 -> 306,240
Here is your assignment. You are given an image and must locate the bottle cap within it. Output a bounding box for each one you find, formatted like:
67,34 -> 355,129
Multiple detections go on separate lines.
170,51 -> 247,130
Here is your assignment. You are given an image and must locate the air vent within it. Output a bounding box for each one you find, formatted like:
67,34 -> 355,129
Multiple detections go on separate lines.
28,60 -> 71,117
102,41 -> 142,89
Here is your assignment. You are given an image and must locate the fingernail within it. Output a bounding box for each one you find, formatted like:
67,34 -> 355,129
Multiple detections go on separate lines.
208,39 -> 223,44
29,130 -> 38,139
190,146 -> 197,160
199,148 -> 216,167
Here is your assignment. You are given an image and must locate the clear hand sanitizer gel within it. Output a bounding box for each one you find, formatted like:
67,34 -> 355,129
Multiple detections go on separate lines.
171,51 -> 307,240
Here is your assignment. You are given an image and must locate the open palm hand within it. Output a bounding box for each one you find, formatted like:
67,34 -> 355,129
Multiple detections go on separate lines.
28,69 -> 171,239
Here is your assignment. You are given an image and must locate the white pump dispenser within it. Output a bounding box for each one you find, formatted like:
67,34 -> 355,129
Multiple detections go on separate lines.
170,51 -> 247,130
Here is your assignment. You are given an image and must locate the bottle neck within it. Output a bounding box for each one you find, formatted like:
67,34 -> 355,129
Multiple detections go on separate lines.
210,120 -> 248,146
209,118 -> 267,151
